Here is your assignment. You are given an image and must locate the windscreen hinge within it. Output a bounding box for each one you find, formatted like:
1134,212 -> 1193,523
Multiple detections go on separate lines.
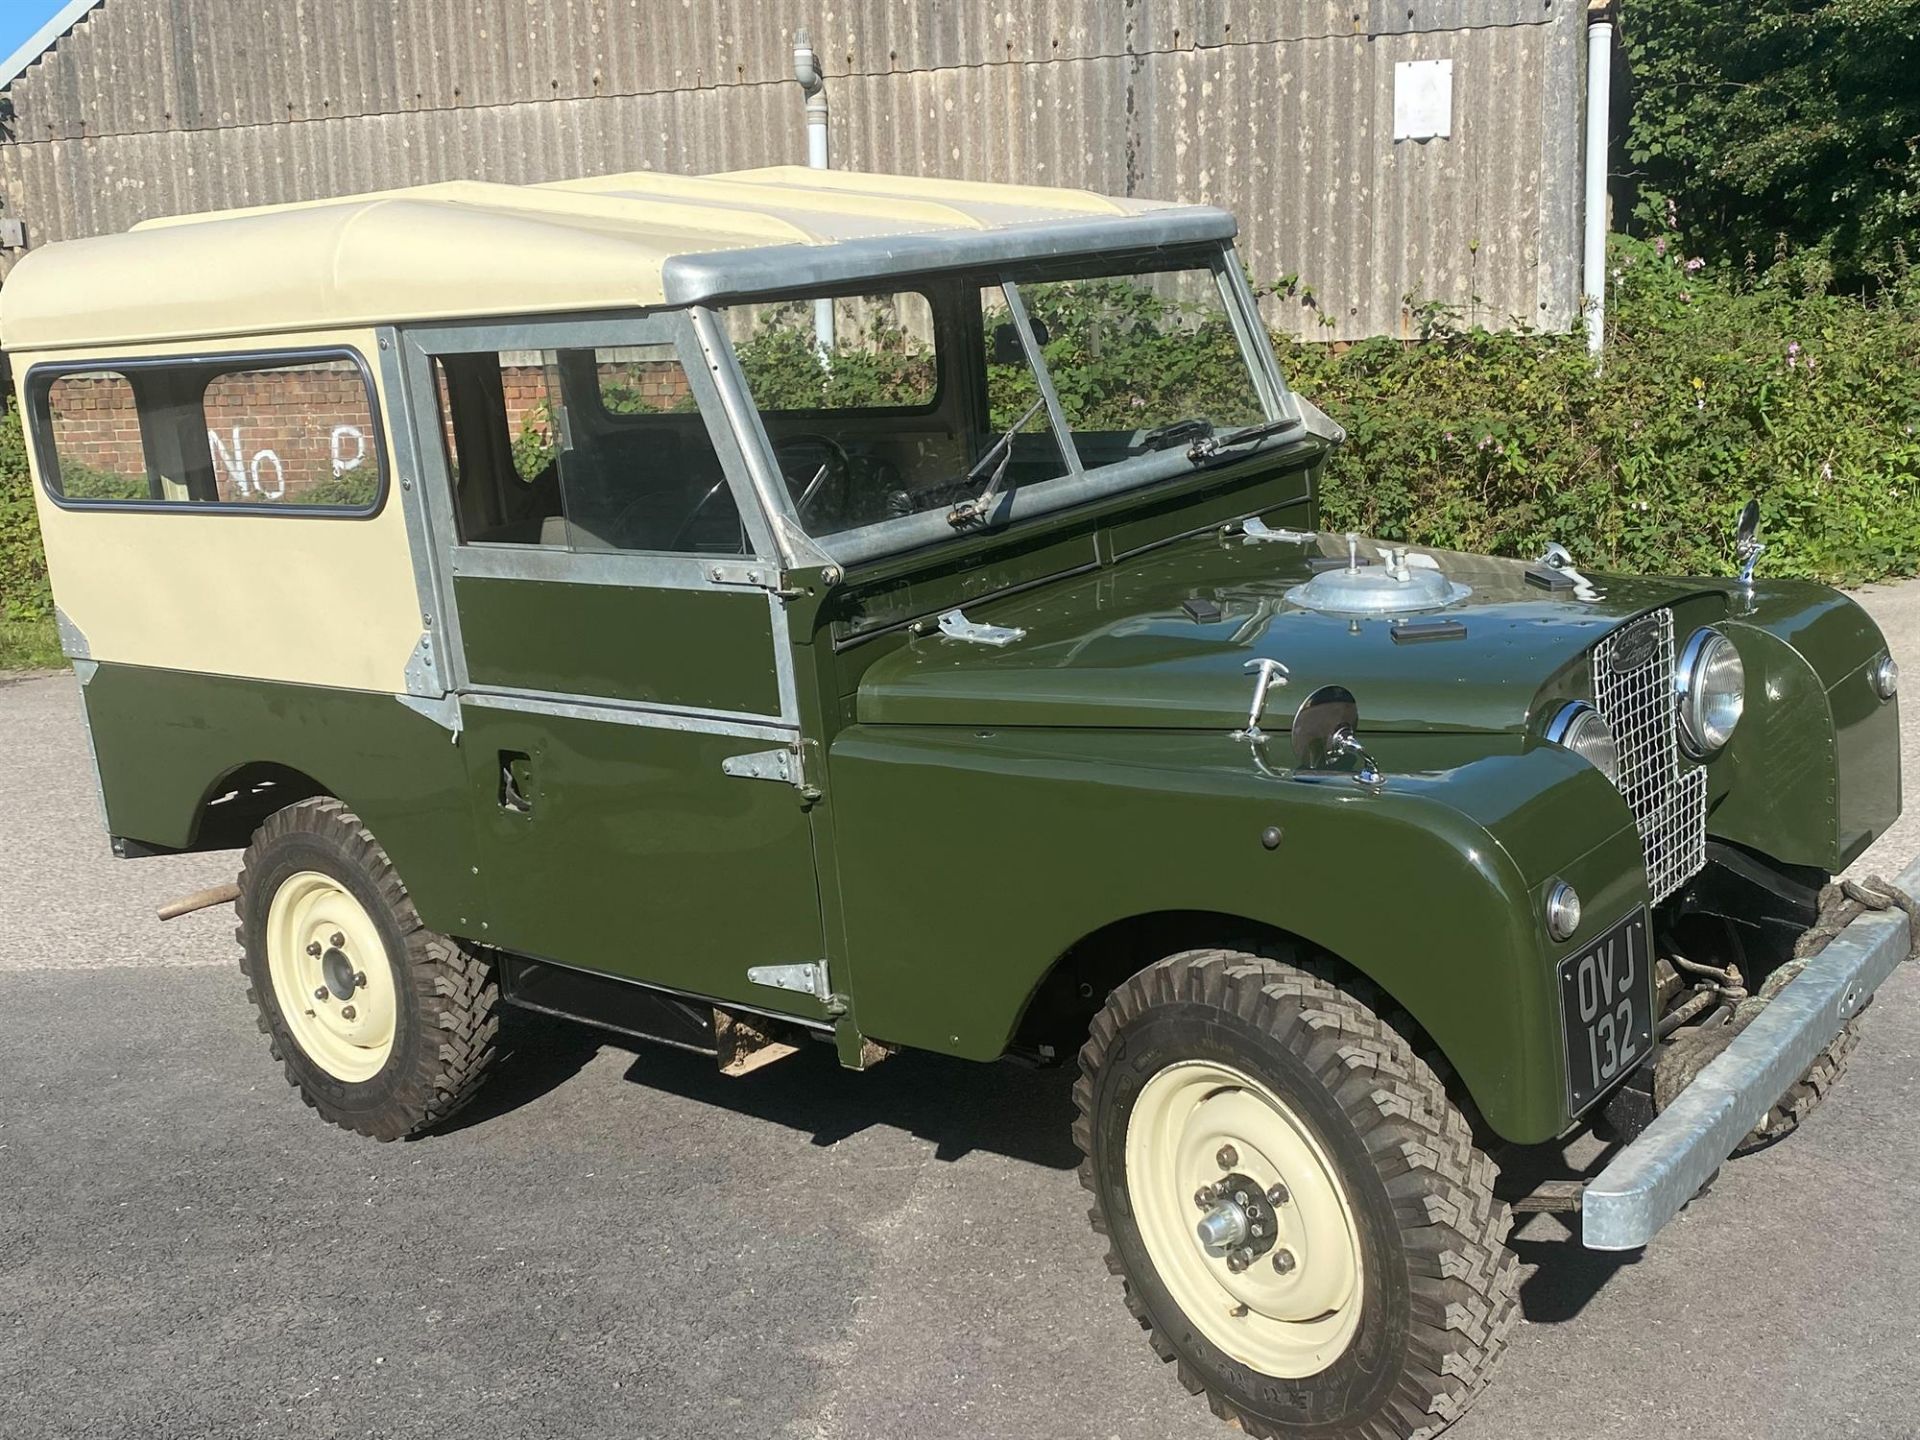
936,608 -> 1027,647
704,561 -> 782,592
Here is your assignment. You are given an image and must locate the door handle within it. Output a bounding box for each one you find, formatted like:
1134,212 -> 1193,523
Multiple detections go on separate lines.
499,750 -> 534,814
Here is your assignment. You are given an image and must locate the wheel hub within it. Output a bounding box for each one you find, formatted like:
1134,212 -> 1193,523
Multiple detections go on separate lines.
1195,1172 -> 1280,1261
321,946 -> 360,999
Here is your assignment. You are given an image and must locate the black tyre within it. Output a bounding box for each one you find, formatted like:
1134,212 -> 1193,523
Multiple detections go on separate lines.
1733,1013 -> 1862,1154
235,797 -> 498,1140
1074,948 -> 1519,1440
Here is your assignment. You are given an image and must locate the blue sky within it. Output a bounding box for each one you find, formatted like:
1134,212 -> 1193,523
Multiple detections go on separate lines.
1,0 -> 74,69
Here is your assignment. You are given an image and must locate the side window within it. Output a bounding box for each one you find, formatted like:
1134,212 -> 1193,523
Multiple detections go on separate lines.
435,346 -> 746,556
44,372 -> 149,500
34,353 -> 383,511
199,361 -> 379,506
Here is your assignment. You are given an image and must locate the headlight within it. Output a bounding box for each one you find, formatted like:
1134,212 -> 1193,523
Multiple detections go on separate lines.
1545,702 -> 1620,786
1872,653 -> 1899,700
1545,880 -> 1582,942
1675,627 -> 1744,757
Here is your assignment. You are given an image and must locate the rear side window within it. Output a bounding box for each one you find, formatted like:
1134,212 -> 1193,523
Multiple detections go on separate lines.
42,372 -> 149,501
32,352 -> 383,512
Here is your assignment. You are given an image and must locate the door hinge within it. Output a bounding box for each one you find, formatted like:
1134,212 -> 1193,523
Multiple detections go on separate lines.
722,745 -> 801,785
747,960 -> 830,1003
721,743 -> 819,804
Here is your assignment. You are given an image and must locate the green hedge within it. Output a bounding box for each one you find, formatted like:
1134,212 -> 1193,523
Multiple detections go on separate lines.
0,405 -> 50,622
4,237 -> 1919,621
1296,235 -> 1920,582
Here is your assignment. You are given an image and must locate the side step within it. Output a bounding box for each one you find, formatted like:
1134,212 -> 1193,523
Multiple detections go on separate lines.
497,955 -> 818,1073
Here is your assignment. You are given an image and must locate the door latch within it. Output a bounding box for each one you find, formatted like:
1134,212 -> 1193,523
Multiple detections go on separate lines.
499,751 -> 534,814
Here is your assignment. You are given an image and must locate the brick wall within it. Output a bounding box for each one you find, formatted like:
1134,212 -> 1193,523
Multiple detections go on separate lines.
47,374 -> 144,483
496,360 -> 694,433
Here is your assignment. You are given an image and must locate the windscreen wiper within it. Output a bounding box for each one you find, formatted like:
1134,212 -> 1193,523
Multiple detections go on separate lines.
1185,414 -> 1305,463
1138,417 -> 1214,452
947,396 -> 1048,527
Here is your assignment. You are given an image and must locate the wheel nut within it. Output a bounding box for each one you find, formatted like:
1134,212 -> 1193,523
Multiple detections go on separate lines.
340,1004 -> 357,1021
352,972 -> 367,989
330,932 -> 346,948
1194,1187 -> 1215,1210
1216,1145 -> 1239,1170
1268,1183 -> 1290,1206
306,941 -> 322,957
1226,1248 -> 1253,1274
1272,1249 -> 1297,1275
314,986 -> 329,1001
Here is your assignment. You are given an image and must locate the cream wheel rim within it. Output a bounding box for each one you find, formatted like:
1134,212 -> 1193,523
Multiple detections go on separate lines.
264,871 -> 398,1083
1124,1060 -> 1364,1378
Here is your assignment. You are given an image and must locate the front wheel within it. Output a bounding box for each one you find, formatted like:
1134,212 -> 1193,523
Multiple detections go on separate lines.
1074,949 -> 1519,1439
236,797 -> 499,1140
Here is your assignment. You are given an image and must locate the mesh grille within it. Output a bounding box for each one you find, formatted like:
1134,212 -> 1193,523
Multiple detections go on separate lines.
1591,610 -> 1708,904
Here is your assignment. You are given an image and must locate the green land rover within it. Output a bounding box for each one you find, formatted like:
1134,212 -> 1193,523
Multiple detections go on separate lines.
5,167 -> 1910,1439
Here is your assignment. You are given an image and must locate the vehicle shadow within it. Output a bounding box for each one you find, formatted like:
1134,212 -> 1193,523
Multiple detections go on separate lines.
621,1040 -> 1085,1171
438,1011 -> 1083,1170
1494,1138 -> 1643,1324
433,1007 -> 603,1134
444,1013 -> 1652,1319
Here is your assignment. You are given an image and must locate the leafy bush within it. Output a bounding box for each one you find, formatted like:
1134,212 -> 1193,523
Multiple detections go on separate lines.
1296,236 -> 1920,582
0,404 -> 52,621
734,302 -> 937,411
1016,277 -> 1264,430
1620,0 -> 1920,293
51,457 -> 146,501
511,400 -> 557,482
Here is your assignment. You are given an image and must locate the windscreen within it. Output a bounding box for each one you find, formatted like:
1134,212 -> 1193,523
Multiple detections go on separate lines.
716,258 -> 1277,550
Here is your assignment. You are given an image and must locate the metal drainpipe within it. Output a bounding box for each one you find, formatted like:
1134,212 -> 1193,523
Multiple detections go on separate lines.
793,28 -> 834,356
1582,3 -> 1614,357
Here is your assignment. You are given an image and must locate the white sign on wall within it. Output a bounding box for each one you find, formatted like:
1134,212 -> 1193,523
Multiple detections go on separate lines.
1393,59 -> 1453,141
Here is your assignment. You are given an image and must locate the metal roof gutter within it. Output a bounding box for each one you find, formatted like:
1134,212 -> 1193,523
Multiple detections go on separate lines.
659,208 -> 1239,306
0,0 -> 104,94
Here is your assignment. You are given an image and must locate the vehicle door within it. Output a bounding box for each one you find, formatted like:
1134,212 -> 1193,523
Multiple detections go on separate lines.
395,314 -> 828,1020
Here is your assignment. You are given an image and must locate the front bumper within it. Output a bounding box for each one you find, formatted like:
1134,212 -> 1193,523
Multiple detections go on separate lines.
1582,860 -> 1917,1250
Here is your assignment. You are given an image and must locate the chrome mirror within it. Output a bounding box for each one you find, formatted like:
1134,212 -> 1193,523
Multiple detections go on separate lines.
1292,685 -> 1384,787
1290,686 -> 1360,769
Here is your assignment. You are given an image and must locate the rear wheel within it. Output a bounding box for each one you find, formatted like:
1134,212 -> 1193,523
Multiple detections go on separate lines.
1075,948 -> 1518,1439
236,798 -> 498,1140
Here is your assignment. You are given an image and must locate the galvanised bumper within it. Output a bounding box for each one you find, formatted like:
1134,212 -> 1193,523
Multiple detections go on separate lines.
1582,858 -> 1918,1250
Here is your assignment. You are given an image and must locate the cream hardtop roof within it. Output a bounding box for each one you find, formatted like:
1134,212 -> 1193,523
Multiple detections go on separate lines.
0,166 -> 1234,353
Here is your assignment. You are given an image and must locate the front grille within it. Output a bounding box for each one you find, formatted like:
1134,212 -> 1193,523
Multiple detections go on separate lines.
1590,609 -> 1707,904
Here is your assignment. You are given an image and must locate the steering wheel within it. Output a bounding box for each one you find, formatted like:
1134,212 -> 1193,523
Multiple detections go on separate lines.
665,432 -> 855,552
771,432 -> 854,526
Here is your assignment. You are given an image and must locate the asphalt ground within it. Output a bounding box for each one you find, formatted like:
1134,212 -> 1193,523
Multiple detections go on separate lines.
5,583 -> 1920,1440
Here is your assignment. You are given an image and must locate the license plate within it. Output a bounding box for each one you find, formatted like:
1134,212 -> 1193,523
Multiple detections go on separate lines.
1559,910 -> 1654,1114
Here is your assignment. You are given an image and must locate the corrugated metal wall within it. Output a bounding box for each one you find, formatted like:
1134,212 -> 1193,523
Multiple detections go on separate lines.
0,0 -> 1586,340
